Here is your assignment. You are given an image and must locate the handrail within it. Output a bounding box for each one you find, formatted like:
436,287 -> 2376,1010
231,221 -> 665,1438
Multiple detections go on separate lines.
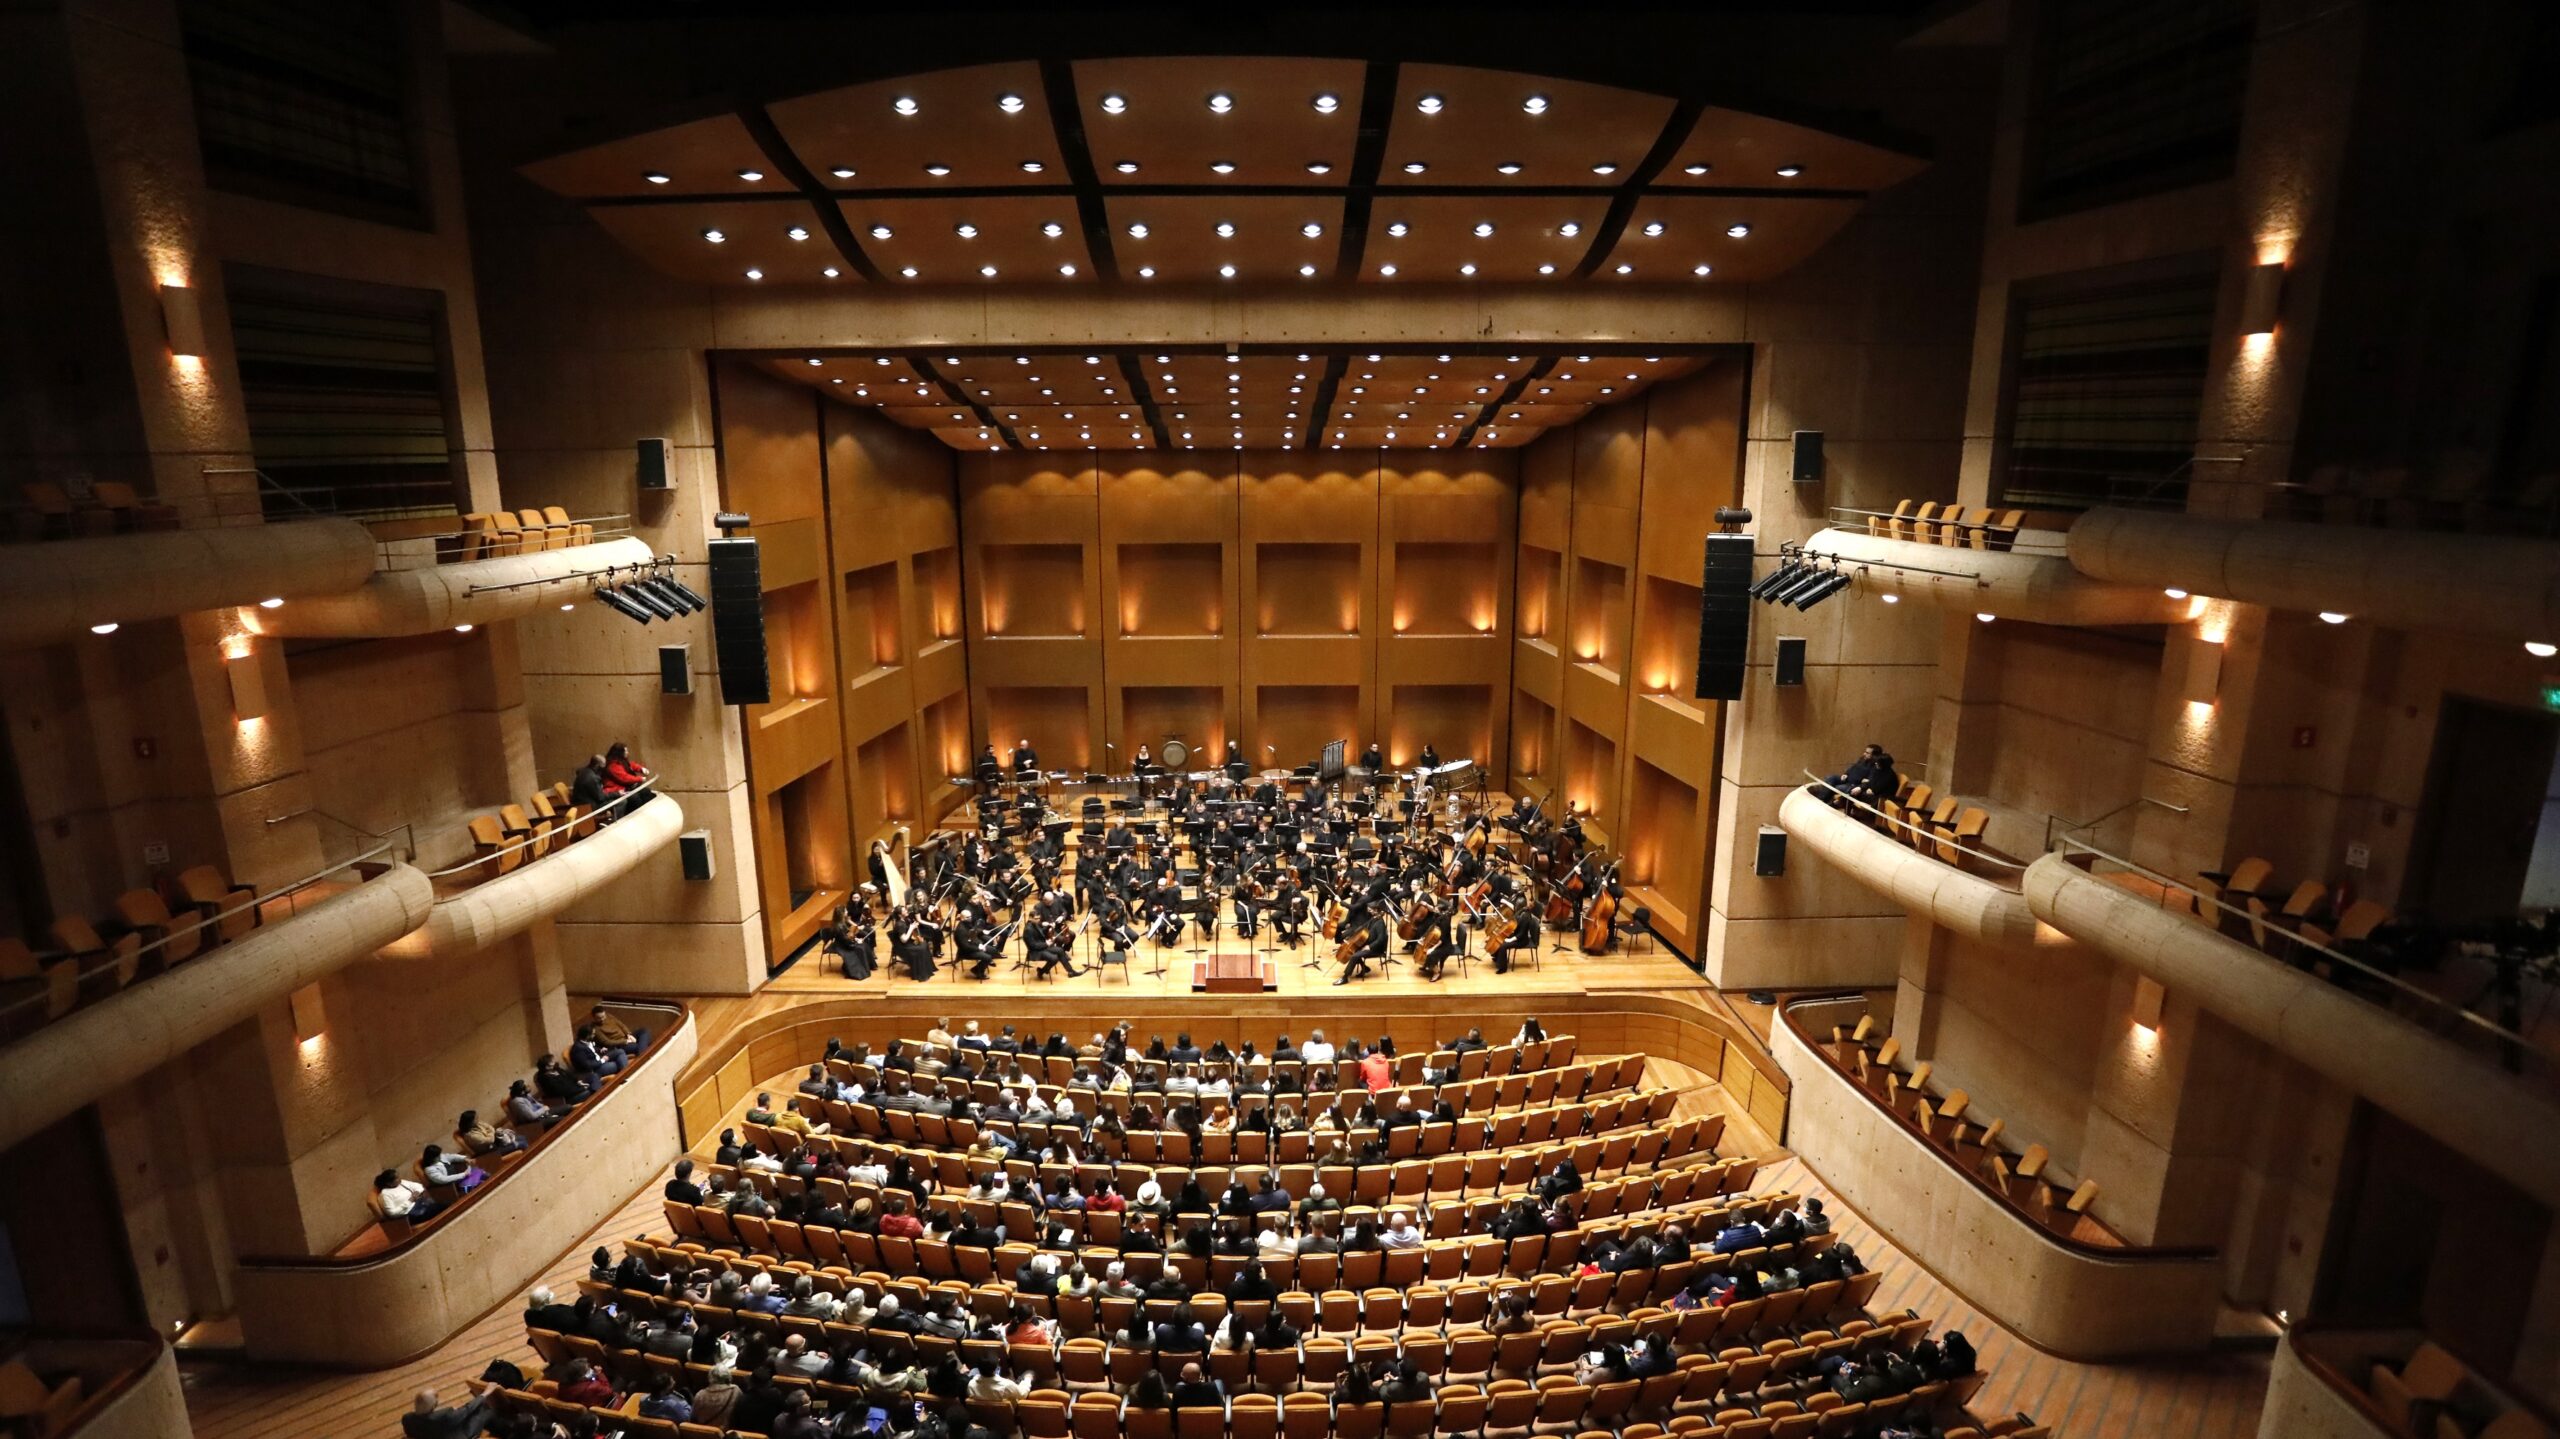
1799,772 -> 2022,873
265,807 -> 419,864
1779,993 -> 2218,1261
2043,837 -> 2549,1070
1824,504 -> 2070,554
374,512 -> 640,572
425,777 -> 661,882
2040,795 -> 2188,854
58,842 -> 397,978
240,997 -> 690,1268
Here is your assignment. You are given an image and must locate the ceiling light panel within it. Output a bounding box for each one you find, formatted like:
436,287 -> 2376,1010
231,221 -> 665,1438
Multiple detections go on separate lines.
1099,195 -> 1345,283
1596,194 -> 1859,283
1364,195 -> 1611,281
516,112 -> 779,198
834,194 -> 1096,280
767,61 -> 1065,188
1657,105 -> 1929,192
1071,57 -> 1365,187
1375,64 -> 1674,189
588,199 -> 840,286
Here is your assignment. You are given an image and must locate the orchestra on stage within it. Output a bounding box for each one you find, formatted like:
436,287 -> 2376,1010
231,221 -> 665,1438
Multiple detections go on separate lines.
817,738 -> 1629,987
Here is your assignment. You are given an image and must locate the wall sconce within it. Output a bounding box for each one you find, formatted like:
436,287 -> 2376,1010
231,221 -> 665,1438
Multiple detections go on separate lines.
158,283 -> 206,358
2132,975 -> 2167,1033
227,650 -> 269,720
290,982 -> 327,1046
2173,637 -> 2222,705
2241,262 -> 2286,335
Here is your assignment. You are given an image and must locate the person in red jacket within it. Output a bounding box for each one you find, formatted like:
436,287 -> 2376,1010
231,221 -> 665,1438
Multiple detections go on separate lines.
601,742 -> 654,809
878,1196 -> 925,1239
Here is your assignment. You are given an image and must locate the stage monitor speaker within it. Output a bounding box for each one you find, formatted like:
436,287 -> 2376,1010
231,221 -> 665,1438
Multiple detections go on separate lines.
1695,532 -> 1754,703
1774,636 -> 1807,687
637,437 -> 674,491
679,829 -> 715,882
1791,430 -> 1824,485
659,643 -> 692,695
1755,825 -> 1788,877
706,536 -> 771,705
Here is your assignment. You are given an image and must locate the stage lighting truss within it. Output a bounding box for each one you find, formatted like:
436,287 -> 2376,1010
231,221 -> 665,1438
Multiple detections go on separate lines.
591,558 -> 708,625
1750,546 -> 1852,611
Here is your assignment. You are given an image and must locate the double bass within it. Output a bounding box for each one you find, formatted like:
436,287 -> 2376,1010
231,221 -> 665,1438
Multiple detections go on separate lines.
1579,860 -> 1623,954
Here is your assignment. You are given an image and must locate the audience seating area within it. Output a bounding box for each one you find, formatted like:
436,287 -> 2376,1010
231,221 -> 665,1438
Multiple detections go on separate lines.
1864,504 -> 2024,553
462,780 -> 620,881
1860,782 -> 1994,872
2187,857 -> 2394,975
8,480 -> 185,541
448,507 -> 600,561
1818,1017 -> 2112,1246
455,1020 -> 2041,1439
0,863 -> 260,1042
2356,1337 -> 2552,1439
0,1349 -> 92,1438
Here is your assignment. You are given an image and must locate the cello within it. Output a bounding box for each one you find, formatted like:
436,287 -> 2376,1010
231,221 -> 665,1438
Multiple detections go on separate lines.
1579,860 -> 1622,954
1545,855 -> 1588,925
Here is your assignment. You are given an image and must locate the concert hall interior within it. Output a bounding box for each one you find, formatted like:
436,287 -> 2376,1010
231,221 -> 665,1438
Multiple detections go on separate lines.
7,3 -> 2560,1437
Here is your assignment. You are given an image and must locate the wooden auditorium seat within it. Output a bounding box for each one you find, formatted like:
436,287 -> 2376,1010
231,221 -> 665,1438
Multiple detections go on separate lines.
468,814 -> 523,874
113,888 -> 205,964
543,504 -> 596,546
177,864 -> 261,941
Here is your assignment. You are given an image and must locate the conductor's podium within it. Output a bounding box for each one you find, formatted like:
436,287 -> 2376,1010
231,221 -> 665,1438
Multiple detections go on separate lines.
1193,952 -> 1277,994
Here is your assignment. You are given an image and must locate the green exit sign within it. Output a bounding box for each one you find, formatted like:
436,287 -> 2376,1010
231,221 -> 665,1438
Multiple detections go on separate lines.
2542,682 -> 2560,713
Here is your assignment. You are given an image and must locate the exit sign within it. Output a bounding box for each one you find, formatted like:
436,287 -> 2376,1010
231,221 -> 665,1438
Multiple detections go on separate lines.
2543,682 -> 2560,713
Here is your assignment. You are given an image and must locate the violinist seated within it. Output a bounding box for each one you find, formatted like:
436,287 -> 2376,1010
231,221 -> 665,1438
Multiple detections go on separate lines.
1824,743 -> 1899,813
954,908 -> 1002,981
1027,915 -> 1083,979
1269,880 -> 1308,946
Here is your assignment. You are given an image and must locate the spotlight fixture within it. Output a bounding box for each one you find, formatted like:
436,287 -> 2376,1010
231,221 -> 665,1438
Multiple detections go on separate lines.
1792,572 -> 1852,610
596,587 -> 653,623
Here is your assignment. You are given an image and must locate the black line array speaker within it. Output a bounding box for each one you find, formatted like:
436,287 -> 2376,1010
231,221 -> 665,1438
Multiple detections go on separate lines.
1695,532 -> 1754,703
1774,635 -> 1808,687
706,536 -> 771,706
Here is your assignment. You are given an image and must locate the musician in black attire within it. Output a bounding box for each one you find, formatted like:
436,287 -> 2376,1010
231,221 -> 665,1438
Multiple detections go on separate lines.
954,905 -> 1002,981
1416,896 -> 1466,982
827,898 -> 877,979
1358,741 -> 1383,772
892,900 -> 942,981
1493,902 -> 1539,975
1095,892 -> 1140,957
1336,911 -> 1389,986
1027,914 -> 1082,979
1270,877 -> 1308,947
1231,881 -> 1259,941
1012,737 -> 1040,778
1417,741 -> 1440,770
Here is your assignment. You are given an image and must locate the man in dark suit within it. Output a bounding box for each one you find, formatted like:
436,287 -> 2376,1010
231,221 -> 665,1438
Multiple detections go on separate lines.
1013,737 -> 1041,777
663,1158 -> 704,1205
402,1381 -> 499,1439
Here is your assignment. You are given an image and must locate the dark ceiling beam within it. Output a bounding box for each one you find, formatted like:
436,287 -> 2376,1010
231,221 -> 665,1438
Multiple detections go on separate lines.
912,356 -> 1018,448
1454,356 -> 1557,448
1333,61 -> 1400,278
1570,97 -> 1705,279
1301,353 -> 1351,451
736,103 -> 882,281
1037,59 -> 1121,282
1115,354 -> 1174,451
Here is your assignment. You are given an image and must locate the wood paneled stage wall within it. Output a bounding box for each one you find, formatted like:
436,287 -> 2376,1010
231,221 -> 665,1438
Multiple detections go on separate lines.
715,357 -> 1748,967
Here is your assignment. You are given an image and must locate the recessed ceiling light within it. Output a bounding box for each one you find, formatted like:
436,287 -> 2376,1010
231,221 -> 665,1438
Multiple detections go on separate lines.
830,167 -> 855,180
1101,94 -> 1128,115
1641,221 -> 1665,237
2318,611 -> 2350,624
702,228 -> 726,243
737,169 -> 763,182
1538,263 -> 1556,275
1059,264 -> 1078,277
1020,160 -> 1045,173
1416,94 -> 1445,115
1726,223 -> 1752,238
1220,264 -> 1237,279
1210,161 -> 1236,174
787,226 -> 809,241
998,93 -> 1026,114
1115,160 -> 1139,174
745,267 -> 763,280
1558,221 -> 1581,238
980,264 -> 997,278
1776,164 -> 1803,178
924,164 -> 950,177
893,97 -> 918,116
1592,163 -> 1619,176
869,225 -> 892,240
1387,221 -> 1409,238
1403,161 -> 1427,174
1497,162 -> 1522,175
1459,263 -> 1477,276
1312,93 -> 1340,114
1299,263 -> 1317,277
1207,93 -> 1234,114
1305,162 -> 1333,175
1299,221 -> 1324,239
900,266 -> 918,278
806,357 -> 823,366
643,171 -> 670,184
955,222 -> 979,239
1379,264 -> 1397,276
1127,222 -> 1150,239
1683,163 -> 1711,176
1038,221 -> 1065,239
1138,266 -> 1156,278
1691,264 -> 1711,277
1216,221 -> 1237,238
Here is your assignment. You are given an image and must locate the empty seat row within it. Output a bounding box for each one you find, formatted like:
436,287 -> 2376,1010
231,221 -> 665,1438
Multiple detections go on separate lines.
1866,502 -> 2023,552
9,480 -> 183,542
0,864 -> 259,1041
1824,1018 -> 2099,1231
465,781 -> 605,879
1871,779 -> 1991,869
451,506 -> 597,561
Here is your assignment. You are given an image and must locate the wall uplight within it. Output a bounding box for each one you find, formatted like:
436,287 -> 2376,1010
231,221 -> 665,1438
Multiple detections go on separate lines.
2240,261 -> 2287,336
158,283 -> 206,359
226,650 -> 269,721
291,981 -> 328,1047
2174,635 -> 2223,707
2131,975 -> 2167,1034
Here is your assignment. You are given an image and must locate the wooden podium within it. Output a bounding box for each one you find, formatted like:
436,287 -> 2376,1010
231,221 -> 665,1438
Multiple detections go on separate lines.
1194,952 -> 1276,994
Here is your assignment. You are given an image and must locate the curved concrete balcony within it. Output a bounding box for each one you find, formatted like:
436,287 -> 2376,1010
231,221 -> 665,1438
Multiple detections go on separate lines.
5,1335 -> 188,1439
1777,785 -> 2077,951
378,793 -> 684,961
0,518 -> 376,650
2068,506 -> 2560,641
232,1001 -> 695,1366
1775,995 -> 2222,1358
2023,851 -> 2560,1210
0,864 -> 434,1152
243,535 -> 657,639
1800,528 -> 2189,627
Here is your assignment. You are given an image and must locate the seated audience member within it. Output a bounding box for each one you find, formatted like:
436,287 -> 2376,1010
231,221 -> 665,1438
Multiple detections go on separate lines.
601,741 -> 654,805
637,1373 -> 693,1423
420,1144 -> 483,1193
664,1157 -> 705,1205
455,1108 -> 524,1158
524,1286 -> 581,1332
554,1358 -> 615,1408
403,1381 -> 499,1439
506,1079 -> 564,1131
586,1003 -> 648,1055
570,756 -> 610,823
376,1169 -> 440,1224
534,1055 -> 591,1104
1824,742 -> 1899,810
569,1028 -> 625,1080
